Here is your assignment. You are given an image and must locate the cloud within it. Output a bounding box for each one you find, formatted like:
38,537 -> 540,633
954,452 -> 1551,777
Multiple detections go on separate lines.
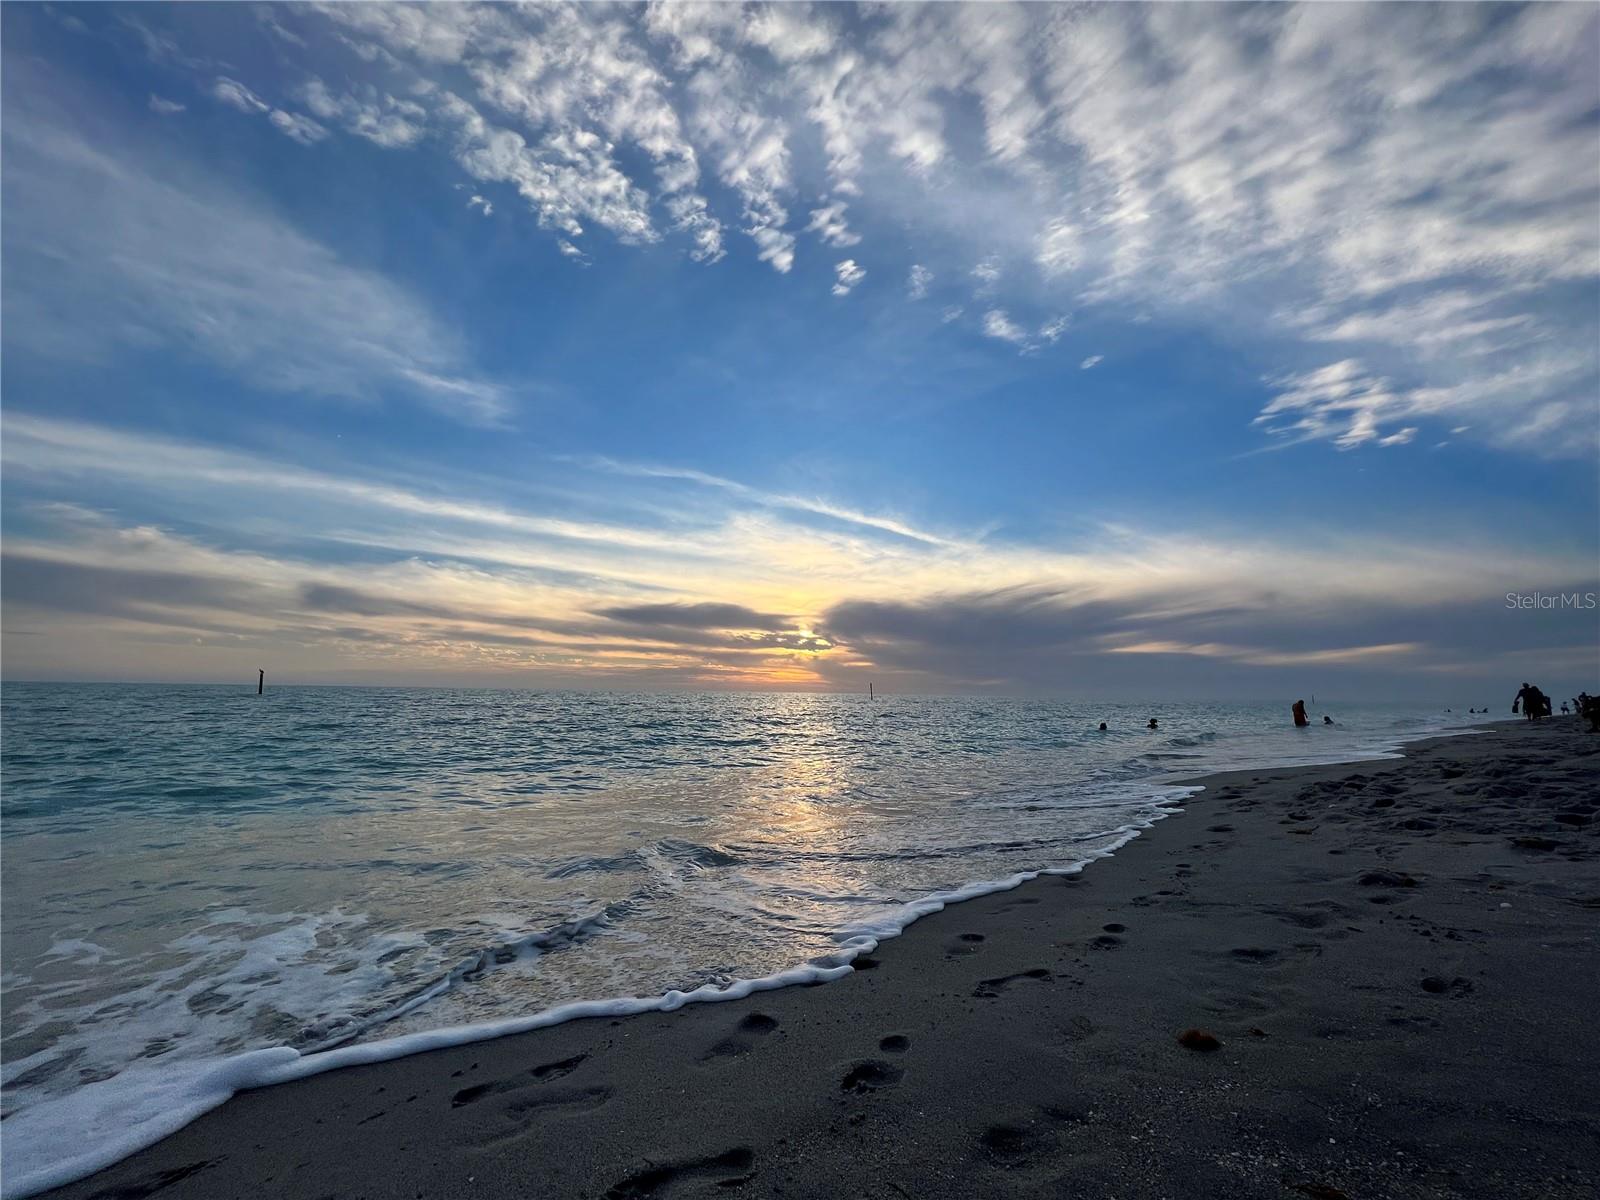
211,75 -> 329,146
907,264 -> 932,300
593,602 -> 793,632
806,200 -> 860,248
211,76 -> 268,113
298,78 -> 423,148
106,4 -> 1593,455
970,255 -> 1002,296
982,309 -> 1029,346
818,578 -> 1598,693
147,94 -> 185,115
267,108 -> 329,145
577,455 -> 965,548
831,259 -> 866,296
2,101 -> 506,422
468,194 -> 493,216
1256,360 -> 1413,450
436,90 -> 657,246
1080,355 -> 1103,370
1,417 -> 726,562
4,422 -> 1593,690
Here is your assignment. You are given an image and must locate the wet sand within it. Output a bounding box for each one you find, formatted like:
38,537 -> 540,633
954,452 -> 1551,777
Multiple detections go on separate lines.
40,720 -> 1600,1200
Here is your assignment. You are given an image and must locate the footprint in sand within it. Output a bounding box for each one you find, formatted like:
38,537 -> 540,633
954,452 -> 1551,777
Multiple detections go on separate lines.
1229,947 -> 1281,963
1358,870 -> 1420,888
973,968 -> 1052,998
997,896 -> 1043,914
840,1059 -> 904,1093
460,1084 -> 615,1148
978,1122 -> 1052,1168
1059,1014 -> 1096,1043
700,1012 -> 780,1060
452,1054 -> 588,1106
945,933 -> 986,956
604,1147 -> 756,1198
878,1034 -> 911,1053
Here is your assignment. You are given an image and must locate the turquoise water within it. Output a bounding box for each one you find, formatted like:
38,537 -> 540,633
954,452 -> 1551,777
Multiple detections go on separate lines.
0,684 -> 1476,1194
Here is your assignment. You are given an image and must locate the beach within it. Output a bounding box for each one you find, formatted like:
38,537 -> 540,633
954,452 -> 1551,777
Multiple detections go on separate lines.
33,718 -> 1598,1200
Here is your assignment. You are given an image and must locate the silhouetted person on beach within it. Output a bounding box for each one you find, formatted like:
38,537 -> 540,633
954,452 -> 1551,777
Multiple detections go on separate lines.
1579,693 -> 1600,732
1513,683 -> 1538,720
1518,684 -> 1551,720
1292,699 -> 1309,727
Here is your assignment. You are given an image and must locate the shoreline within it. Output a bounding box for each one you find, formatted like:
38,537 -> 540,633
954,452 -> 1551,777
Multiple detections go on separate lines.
23,719 -> 1600,1199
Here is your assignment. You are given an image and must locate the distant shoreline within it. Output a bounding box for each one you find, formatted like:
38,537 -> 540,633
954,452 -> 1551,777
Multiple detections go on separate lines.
2,679 -> 1521,708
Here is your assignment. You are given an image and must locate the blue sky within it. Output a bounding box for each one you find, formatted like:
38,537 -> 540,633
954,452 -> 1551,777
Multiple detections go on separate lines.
2,2 -> 1597,697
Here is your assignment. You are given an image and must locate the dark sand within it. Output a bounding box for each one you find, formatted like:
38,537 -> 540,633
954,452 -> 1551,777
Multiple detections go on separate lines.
43,721 -> 1599,1200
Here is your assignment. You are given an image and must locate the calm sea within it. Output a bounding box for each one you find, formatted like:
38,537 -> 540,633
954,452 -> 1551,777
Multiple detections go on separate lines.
0,684 -> 1477,1195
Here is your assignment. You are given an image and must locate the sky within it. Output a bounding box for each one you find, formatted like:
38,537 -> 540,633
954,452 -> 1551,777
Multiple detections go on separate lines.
2,1 -> 1597,699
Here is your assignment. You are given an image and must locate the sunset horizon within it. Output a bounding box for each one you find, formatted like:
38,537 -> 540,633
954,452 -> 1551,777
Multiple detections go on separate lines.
3,2 -> 1596,697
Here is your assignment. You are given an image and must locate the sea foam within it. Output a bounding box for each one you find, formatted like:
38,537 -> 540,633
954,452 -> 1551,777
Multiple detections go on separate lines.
1,820 -> 1165,1198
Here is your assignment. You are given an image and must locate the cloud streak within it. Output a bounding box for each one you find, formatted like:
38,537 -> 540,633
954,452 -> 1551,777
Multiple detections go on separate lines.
4,416 -> 1592,692
3,82 -> 506,423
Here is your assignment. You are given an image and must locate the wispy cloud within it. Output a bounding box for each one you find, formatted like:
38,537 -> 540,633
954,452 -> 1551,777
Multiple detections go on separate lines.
211,75 -> 269,113
3,88 -> 506,423
5,416 -> 1591,690
831,259 -> 865,296
982,309 -> 1029,346
162,1 -> 1599,456
576,456 -> 966,549
806,200 -> 860,248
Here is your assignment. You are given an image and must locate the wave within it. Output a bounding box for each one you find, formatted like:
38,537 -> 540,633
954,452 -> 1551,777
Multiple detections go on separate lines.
0,817 -> 1173,1200
293,902 -> 636,1055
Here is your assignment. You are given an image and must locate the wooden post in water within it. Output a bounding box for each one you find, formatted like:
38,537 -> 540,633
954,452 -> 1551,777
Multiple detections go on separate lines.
258,669 -> 264,695
869,682 -> 874,701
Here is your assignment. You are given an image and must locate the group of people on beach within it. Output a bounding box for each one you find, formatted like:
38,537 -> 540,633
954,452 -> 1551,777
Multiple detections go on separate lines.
1509,684 -> 1600,731
1094,690 -> 1599,735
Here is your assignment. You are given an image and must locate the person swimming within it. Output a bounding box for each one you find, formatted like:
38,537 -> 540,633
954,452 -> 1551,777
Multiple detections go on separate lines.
1323,715 -> 1334,725
1292,699 -> 1309,727
1098,722 -> 1108,731
1147,718 -> 1158,729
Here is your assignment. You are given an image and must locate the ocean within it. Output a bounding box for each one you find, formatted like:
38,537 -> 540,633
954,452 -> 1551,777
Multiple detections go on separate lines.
0,684 -> 1479,1196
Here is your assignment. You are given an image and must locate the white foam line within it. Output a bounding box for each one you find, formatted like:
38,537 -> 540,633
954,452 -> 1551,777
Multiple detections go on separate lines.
1,804 -> 1191,1199
1162,721 -> 1484,788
